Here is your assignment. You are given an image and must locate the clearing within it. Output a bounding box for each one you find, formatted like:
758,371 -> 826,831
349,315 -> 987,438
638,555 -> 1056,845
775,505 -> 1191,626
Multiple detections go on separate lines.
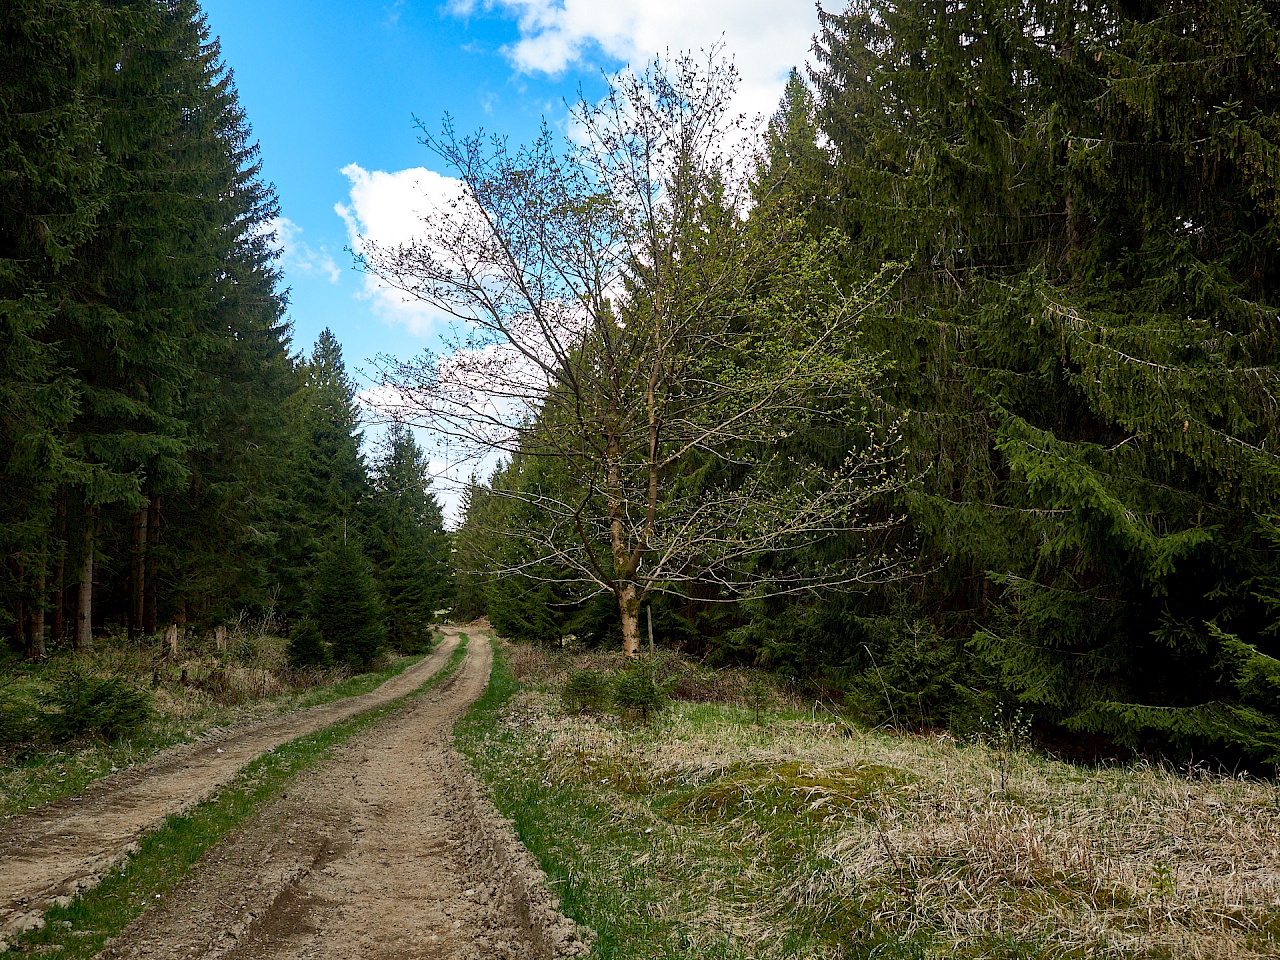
456,641 -> 1280,960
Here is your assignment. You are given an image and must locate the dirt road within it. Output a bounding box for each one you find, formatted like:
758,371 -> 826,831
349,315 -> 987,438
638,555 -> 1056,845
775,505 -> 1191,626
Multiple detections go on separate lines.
93,630 -> 584,959
1,636 -> 467,935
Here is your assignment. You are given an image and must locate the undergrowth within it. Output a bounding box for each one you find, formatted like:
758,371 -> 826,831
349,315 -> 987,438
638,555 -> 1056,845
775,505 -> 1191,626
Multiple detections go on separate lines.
456,641 -> 1280,960
7,634 -> 469,959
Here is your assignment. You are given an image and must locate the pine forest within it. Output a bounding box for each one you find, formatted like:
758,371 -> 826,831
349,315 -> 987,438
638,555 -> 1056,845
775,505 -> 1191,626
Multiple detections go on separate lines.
4,1 -> 1280,956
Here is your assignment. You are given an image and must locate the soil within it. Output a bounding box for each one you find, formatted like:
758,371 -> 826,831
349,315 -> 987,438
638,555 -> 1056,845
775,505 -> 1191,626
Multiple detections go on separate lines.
0,629 -> 588,959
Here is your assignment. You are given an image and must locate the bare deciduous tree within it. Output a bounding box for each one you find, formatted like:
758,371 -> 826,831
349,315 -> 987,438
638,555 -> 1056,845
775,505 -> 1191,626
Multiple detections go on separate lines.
362,53 -> 904,656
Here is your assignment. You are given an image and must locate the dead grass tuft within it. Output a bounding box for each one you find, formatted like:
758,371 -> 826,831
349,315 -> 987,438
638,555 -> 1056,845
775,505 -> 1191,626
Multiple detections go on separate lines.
472,640 -> 1280,959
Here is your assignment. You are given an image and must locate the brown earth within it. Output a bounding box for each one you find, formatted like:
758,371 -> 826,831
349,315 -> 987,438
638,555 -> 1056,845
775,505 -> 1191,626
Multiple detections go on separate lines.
95,629 -> 587,959
0,636 -> 464,936
0,628 -> 586,958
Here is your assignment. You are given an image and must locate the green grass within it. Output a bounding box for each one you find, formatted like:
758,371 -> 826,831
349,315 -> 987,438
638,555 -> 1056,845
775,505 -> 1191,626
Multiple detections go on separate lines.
0,646 -> 435,818
7,635 -> 469,959
455,647 -> 768,960
457,651 -> 874,959
456,643 -> 1280,960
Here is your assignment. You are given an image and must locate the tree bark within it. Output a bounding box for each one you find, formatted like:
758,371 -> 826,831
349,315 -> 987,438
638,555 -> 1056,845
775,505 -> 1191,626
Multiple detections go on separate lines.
144,495 -> 161,634
619,582 -> 642,658
29,566 -> 46,659
51,496 -> 66,645
76,510 -> 95,651
129,505 -> 147,639
11,584 -> 25,656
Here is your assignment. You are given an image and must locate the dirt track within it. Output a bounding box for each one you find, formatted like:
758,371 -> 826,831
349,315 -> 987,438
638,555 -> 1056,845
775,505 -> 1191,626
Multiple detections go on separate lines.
88,630 -> 585,960
0,636 -> 465,936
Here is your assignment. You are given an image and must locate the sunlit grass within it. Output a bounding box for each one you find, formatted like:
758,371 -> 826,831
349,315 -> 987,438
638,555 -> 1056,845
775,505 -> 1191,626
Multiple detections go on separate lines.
0,636 -> 439,817
456,641 -> 1280,960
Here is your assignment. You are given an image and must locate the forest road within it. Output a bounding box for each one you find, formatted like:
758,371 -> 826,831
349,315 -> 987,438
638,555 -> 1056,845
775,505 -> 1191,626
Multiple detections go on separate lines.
0,633 -> 465,935
96,629 -> 586,960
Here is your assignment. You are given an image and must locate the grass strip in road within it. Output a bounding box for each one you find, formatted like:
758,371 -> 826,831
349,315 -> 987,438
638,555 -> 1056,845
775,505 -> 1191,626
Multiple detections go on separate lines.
8,635 -> 470,959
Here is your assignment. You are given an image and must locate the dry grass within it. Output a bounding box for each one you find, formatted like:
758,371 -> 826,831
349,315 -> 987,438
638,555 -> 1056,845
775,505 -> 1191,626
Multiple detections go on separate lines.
464,642 -> 1280,959
0,624 -> 421,816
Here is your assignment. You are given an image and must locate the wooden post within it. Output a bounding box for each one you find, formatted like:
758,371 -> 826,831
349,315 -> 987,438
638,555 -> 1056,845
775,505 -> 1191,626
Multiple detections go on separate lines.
165,622 -> 179,659
647,605 -> 655,655
75,511 -> 95,651
214,625 -> 226,652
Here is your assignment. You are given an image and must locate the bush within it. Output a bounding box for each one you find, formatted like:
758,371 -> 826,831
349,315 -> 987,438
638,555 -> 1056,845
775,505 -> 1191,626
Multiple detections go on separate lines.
562,668 -> 611,714
286,618 -> 330,669
614,664 -> 665,721
39,666 -> 152,743
0,672 -> 37,747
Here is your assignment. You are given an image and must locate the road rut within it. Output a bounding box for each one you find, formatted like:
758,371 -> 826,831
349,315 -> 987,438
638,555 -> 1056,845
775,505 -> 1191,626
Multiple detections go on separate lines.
99,631 -> 586,959
0,635 -> 461,934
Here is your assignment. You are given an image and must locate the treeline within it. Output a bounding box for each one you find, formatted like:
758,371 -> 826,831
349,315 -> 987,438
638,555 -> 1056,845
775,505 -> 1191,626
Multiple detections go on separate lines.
457,0 -> 1280,763
1,1 -> 450,666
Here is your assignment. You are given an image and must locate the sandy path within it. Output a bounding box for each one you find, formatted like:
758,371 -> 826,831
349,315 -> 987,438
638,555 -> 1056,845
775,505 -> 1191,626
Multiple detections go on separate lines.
0,634 -> 462,934
98,632 -> 586,960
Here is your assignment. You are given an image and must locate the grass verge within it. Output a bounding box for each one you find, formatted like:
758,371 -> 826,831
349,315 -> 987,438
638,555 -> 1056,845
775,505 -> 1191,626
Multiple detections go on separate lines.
455,641 -> 1280,960
7,635 -> 470,959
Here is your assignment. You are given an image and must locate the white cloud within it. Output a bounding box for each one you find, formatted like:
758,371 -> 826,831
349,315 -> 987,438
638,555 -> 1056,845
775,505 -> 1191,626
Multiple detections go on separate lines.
266,217 -> 341,283
356,383 -> 504,528
450,0 -> 818,124
335,163 -> 468,337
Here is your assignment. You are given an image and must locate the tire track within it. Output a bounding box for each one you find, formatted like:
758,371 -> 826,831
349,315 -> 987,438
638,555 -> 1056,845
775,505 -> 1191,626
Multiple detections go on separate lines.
100,632 -> 587,960
0,633 -> 462,935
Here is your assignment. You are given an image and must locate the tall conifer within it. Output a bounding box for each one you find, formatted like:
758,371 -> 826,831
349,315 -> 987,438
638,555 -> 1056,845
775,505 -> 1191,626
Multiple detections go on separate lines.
805,0 -> 1280,758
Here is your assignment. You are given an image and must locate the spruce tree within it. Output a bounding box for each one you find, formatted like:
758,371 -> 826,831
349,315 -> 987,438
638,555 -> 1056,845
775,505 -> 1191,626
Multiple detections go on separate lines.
144,10 -> 294,627
801,0 -> 1280,759
0,1 -> 111,653
450,475 -> 496,621
368,422 -> 451,651
311,537 -> 384,671
274,330 -> 372,618
286,618 -> 329,670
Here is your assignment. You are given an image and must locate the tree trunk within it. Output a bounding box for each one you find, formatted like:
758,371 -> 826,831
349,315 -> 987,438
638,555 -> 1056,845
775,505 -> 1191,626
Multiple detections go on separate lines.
51,497 -> 66,645
619,582 -> 642,658
10,558 -> 26,652
29,566 -> 46,659
130,505 -> 147,639
11,593 -> 25,656
144,495 -> 161,634
76,511 -> 95,651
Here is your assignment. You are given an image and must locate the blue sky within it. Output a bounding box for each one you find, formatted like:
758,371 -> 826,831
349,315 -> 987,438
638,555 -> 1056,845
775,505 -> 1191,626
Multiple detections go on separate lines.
201,0 -> 821,512
204,0 -> 596,367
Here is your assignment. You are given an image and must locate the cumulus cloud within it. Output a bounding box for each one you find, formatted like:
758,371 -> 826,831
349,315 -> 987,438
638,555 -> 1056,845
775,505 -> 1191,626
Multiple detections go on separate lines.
450,0 -> 819,124
335,163 -> 469,336
266,217 -> 341,283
